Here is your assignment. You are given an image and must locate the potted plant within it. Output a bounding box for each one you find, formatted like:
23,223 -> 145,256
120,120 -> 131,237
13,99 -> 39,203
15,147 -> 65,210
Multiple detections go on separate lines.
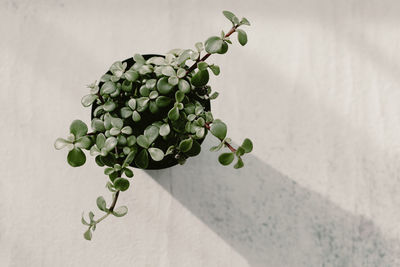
55,10 -> 253,240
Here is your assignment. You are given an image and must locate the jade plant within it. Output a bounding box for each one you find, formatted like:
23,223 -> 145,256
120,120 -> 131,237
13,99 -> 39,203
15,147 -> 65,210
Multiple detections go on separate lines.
55,10 -> 253,240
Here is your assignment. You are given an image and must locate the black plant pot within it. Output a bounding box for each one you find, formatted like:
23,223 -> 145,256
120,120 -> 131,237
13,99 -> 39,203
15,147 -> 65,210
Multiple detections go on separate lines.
91,54 -> 211,170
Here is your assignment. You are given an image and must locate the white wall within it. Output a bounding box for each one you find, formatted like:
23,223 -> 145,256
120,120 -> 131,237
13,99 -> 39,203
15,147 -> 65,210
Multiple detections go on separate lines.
1,0 -> 400,266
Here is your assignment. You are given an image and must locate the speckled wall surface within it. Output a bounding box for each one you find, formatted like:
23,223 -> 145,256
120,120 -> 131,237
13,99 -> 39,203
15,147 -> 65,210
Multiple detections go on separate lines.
1,0 -> 400,266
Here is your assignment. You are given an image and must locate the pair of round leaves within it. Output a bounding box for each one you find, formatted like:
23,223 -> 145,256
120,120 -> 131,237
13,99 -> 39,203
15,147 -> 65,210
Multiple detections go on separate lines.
205,36 -> 229,54
67,120 -> 89,167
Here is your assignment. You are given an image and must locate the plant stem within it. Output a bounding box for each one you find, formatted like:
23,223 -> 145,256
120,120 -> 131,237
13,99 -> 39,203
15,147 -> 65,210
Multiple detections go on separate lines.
97,92 -> 105,104
205,123 -> 237,153
109,190 -> 120,212
95,212 -> 110,224
185,25 -> 239,76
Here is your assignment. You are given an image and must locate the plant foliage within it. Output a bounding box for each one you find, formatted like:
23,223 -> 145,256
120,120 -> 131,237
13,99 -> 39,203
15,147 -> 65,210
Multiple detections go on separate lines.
55,10 -> 253,240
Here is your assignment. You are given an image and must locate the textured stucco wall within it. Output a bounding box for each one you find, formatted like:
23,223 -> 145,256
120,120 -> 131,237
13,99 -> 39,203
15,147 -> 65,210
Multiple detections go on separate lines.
1,0 -> 400,266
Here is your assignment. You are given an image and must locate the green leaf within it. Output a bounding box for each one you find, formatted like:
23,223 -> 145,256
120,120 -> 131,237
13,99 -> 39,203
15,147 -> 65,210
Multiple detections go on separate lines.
120,107 -> 133,119
240,17 -> 251,26
165,145 -> 175,155
162,65 -> 176,77
146,79 -> 157,89
110,61 -> 127,78
103,101 -> 116,112
209,65 -> 220,76
91,118 -> 105,132
96,196 -> 107,212
114,178 -> 130,191
136,97 -> 149,112
218,152 -> 234,165
144,125 -> 159,144
93,106 -> 104,117
236,146 -> 245,156
149,90 -> 159,100
121,126 -> 132,135
112,206 -> 128,217
148,148 -> 164,161
185,140 -> 201,157
234,157 -> 244,169
237,29 -> 248,46
104,167 -> 114,175
195,105 -> 204,116
101,81 -> 116,95
195,42 -> 204,52
210,120 -> 227,140
95,156 -> 104,166
179,138 -> 193,152
81,94 -> 98,107
175,91 -> 185,103
135,149 -> 149,169
127,136 -> 136,146
54,138 -> 72,150
218,41 -> 229,54
89,211 -> 95,223
168,107 -> 180,121
101,154 -> 116,167
81,214 -> 90,226
155,96 -> 172,108
177,68 -> 186,78
209,92 -> 219,100
132,111 -> 141,122
109,172 -> 118,182
149,101 -> 160,114
184,103 -> 195,114
103,114 -> 112,130
133,54 -> 145,64
90,145 -> 101,156
67,148 -> 86,167
104,137 -> 117,151
124,168 -> 134,177
222,10 -> 238,24
205,111 -> 214,123
210,141 -> 224,152
241,138 -> 253,153
190,69 -> 209,87
159,124 -> 170,137
178,79 -> 191,94
195,127 -> 205,138
106,181 -> 116,192
75,136 -> 91,149
121,80 -> 132,92
70,120 -> 88,139
118,136 -> 127,146
110,127 -> 120,136
83,228 -> 92,241
96,133 -> 106,149
123,150 -> 136,167
197,62 -> 208,71
157,77 -> 174,94
190,51 -> 199,60
187,114 -> 196,121
147,56 -> 165,65
139,85 -> 150,97
124,69 -> 139,82
205,36 -> 224,54
128,98 -> 137,110
137,135 -> 150,149
168,76 -> 179,86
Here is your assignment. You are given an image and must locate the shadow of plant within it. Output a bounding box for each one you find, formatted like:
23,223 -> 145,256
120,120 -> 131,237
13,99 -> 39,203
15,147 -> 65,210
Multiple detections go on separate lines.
147,137 -> 399,267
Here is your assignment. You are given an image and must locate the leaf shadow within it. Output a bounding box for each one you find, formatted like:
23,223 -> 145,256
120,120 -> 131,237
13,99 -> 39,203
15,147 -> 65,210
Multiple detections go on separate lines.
146,138 -> 400,266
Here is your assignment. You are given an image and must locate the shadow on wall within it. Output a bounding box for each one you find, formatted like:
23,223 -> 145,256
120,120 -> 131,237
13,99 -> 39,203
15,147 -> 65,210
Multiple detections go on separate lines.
147,138 -> 399,267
